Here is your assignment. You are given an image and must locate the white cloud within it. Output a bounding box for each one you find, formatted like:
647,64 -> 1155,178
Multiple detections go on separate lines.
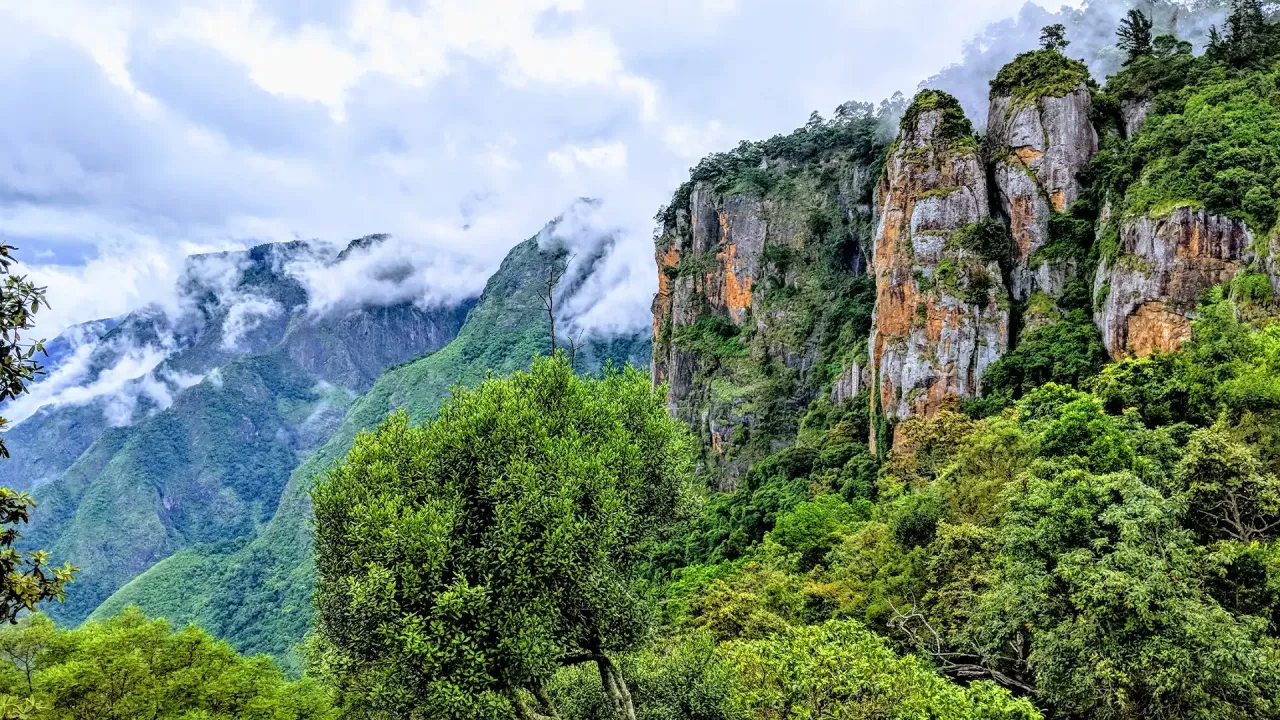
0,0 -> 1084,345
5,342 -> 169,426
221,295 -> 283,349
547,142 -> 628,175
284,234 -> 489,317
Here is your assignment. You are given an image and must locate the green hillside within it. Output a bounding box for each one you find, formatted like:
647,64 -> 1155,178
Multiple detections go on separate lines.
92,236 -> 651,671
13,239 -> 473,627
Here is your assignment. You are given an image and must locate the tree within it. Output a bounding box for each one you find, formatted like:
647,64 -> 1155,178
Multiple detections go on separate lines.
1117,9 -> 1154,63
536,256 -> 572,356
1208,0 -> 1276,67
0,244 -> 49,458
1039,23 -> 1069,52
721,620 -> 1040,719
0,615 -> 52,694
0,607 -> 332,719
311,357 -> 695,720
967,465 -> 1280,718
0,246 -> 74,622
1179,422 -> 1280,542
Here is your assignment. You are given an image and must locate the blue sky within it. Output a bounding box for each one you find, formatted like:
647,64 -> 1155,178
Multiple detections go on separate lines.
0,0 -> 1077,335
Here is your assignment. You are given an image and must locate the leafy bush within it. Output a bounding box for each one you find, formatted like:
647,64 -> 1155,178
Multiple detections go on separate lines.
0,609 -> 333,719
975,310 -> 1108,414
721,620 -> 1040,720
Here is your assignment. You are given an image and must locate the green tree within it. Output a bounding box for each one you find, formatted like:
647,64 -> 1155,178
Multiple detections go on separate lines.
311,356 -> 695,720
0,245 -> 74,623
971,464 -> 1280,718
1039,23 -> 1069,52
1179,422 -> 1280,542
722,620 -> 1040,720
0,615 -> 53,694
0,607 -> 332,719
0,244 -> 49,458
1117,9 -> 1154,63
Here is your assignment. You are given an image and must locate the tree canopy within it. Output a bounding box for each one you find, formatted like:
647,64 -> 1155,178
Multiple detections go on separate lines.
311,356 -> 696,720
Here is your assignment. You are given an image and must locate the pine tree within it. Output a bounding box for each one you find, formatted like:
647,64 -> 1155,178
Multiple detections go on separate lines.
1117,9 -> 1154,64
1040,23 -> 1070,52
1211,0 -> 1275,67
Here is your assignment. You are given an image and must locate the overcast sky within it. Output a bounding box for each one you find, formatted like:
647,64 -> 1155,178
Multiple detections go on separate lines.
0,0 -> 1081,336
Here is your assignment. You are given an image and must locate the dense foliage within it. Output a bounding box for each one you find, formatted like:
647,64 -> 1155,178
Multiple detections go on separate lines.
656,99 -> 902,229
0,610 -> 332,719
970,309 -> 1109,415
1092,0 -> 1280,233
989,48 -> 1091,103
648,292 -> 1280,719
311,357 -> 695,720
900,89 -> 973,143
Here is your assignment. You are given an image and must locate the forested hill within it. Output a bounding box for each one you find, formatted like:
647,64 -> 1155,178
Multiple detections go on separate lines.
643,3 -> 1280,718
8,238 -> 475,627
90,228 -> 649,672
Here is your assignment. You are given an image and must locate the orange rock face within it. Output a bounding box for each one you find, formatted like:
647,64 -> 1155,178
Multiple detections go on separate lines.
1093,207 -> 1251,358
1126,302 -> 1192,357
869,103 -> 1009,452
718,242 -> 753,322
988,85 -> 1098,304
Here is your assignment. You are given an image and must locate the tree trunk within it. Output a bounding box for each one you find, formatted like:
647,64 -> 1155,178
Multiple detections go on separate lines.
595,655 -> 636,720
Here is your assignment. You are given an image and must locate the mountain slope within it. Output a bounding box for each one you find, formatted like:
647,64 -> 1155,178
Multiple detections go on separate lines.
93,230 -> 650,671
9,237 -> 473,626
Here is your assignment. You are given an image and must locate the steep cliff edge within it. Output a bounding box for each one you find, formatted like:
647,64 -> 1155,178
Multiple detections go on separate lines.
987,50 -> 1098,320
868,91 -> 1009,451
1086,36 -> 1280,359
1093,207 -> 1252,358
651,112 -> 884,485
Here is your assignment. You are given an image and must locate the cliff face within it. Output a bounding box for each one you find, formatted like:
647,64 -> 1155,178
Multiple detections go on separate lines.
988,85 -> 1098,312
652,126 -> 880,485
652,184 -> 770,413
1093,207 -> 1252,358
868,94 -> 1008,451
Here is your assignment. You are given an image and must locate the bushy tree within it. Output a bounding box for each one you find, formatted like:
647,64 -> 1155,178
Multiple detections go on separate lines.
722,620 -> 1040,720
1179,421 -> 1280,542
1117,8 -> 1154,63
311,356 -> 695,720
0,245 -> 74,623
1039,23 -> 1069,52
0,608 -> 331,719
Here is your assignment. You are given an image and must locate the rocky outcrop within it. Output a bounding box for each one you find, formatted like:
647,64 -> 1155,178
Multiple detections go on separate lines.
831,361 -> 868,406
1093,206 -> 1252,358
652,183 -> 782,483
870,93 -> 1009,452
988,85 -> 1098,309
1121,98 -> 1152,138
652,147 -> 875,485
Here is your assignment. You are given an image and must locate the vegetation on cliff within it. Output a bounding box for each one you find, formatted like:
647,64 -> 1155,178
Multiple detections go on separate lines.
1093,0 -> 1280,233
649,291 -> 1280,719
899,89 -> 974,143
989,49 -> 1091,103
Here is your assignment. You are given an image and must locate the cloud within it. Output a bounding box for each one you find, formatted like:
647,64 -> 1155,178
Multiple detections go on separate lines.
547,142 -> 628,175
286,234 -> 489,316
127,39 -> 332,153
4,341 -> 170,426
0,0 -> 1089,349
221,295 -> 284,349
